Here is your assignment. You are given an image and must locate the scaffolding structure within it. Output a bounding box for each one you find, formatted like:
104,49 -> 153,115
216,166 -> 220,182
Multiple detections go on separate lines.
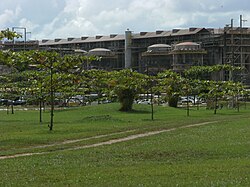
2,17 -> 250,85
221,16 -> 250,84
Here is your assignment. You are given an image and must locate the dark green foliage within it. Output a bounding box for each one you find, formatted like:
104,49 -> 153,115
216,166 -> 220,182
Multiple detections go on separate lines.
117,88 -> 136,111
157,70 -> 185,107
168,95 -> 179,107
184,64 -> 243,80
0,29 -> 21,40
109,69 -> 148,111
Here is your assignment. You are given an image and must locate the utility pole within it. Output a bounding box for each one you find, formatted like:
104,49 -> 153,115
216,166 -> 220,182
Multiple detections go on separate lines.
240,15 -> 247,82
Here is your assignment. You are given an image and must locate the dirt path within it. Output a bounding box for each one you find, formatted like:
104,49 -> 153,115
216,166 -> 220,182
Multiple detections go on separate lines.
0,121 -> 217,160
21,129 -> 137,150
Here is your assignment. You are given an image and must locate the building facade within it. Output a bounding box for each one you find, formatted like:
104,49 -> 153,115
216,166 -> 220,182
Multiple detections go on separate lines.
2,26 -> 250,84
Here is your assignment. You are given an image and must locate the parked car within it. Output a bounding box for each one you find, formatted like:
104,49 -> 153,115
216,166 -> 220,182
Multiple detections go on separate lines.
66,98 -> 82,106
179,96 -> 201,105
180,98 -> 193,104
13,99 -> 27,105
0,99 -> 13,105
0,96 -> 27,106
137,99 -> 151,105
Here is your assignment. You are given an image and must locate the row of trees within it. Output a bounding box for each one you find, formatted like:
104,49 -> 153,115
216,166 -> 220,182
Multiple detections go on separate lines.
0,49 -> 99,130
0,50 -> 246,113
0,30 -> 248,129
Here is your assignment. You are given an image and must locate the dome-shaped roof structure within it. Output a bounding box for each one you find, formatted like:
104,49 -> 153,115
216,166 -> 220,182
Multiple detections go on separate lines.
147,44 -> 171,52
148,44 -> 171,48
88,48 -> 114,57
74,49 -> 87,54
176,42 -> 199,46
174,42 -> 200,50
89,48 -> 111,52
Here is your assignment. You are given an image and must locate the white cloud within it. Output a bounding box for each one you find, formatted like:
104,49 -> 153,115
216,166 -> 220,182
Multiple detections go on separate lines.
1,0 -> 250,40
19,18 -> 39,31
36,2 -> 98,39
51,0 -> 61,8
0,7 -> 21,27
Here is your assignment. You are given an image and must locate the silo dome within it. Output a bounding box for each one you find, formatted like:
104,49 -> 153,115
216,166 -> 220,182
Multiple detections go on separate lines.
174,42 -> 200,50
147,44 -> 171,52
88,48 -> 113,57
74,49 -> 87,54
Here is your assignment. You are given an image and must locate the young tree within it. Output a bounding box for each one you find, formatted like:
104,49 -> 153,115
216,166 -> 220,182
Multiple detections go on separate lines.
33,51 -> 94,130
82,69 -> 110,104
157,70 -> 185,107
0,49 -> 96,130
224,81 -> 245,112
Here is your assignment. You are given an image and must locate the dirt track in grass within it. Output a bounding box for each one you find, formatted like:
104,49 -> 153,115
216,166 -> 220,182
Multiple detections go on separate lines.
0,121 -> 217,160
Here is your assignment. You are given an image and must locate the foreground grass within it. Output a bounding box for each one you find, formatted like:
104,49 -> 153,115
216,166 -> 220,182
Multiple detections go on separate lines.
0,103 -> 250,186
0,103 -> 222,152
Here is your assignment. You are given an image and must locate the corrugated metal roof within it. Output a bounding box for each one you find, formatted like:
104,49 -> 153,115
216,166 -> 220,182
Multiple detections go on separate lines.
39,34 -> 125,46
39,28 -> 210,46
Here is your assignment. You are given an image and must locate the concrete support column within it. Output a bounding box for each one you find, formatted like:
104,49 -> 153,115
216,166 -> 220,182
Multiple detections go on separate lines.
125,29 -> 132,68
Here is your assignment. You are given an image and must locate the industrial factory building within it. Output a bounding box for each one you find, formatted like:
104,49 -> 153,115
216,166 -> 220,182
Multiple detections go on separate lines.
39,28 -> 211,73
2,18 -> 250,84
39,25 -> 250,84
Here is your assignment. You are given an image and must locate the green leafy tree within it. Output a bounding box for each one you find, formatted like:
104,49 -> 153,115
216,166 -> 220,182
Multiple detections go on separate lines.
157,70 -> 185,107
207,81 -> 225,114
108,69 -> 148,111
82,69 -> 109,104
184,64 -> 243,81
0,73 -> 23,114
199,80 -> 245,114
184,65 -> 246,113
0,49 -> 96,130
0,28 -> 21,40
223,81 -> 245,112
33,51 -> 95,130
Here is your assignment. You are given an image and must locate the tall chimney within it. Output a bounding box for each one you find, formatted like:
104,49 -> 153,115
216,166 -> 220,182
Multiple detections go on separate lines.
240,15 -> 243,28
125,29 -> 132,68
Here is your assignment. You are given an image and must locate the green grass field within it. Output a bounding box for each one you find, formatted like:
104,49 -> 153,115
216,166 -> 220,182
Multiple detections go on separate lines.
0,103 -> 250,186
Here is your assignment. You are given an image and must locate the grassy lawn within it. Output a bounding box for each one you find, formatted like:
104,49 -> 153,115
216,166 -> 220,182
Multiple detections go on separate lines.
0,103 -> 250,186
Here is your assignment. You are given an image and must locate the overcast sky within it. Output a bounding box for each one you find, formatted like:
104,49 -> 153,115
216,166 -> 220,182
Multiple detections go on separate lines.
0,0 -> 250,40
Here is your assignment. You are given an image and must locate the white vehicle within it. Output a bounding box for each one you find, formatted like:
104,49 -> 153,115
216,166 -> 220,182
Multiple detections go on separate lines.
137,99 -> 151,105
179,96 -> 201,105
180,98 -> 193,104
